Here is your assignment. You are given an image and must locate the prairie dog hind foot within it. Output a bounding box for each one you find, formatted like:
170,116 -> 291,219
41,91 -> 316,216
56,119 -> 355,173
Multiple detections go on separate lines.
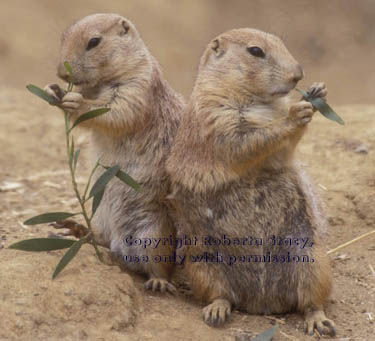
202,299 -> 231,327
144,277 -> 177,294
304,309 -> 336,337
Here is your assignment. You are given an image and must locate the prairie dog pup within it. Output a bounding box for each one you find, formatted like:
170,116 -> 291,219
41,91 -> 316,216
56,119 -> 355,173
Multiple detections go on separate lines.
166,28 -> 335,336
45,13 -> 184,293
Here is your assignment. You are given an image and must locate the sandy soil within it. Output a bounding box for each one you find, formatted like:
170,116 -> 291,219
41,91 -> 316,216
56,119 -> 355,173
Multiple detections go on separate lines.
0,89 -> 374,340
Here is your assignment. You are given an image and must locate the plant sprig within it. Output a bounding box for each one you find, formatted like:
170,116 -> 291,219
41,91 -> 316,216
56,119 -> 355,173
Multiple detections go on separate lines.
10,62 -> 141,278
296,88 -> 344,125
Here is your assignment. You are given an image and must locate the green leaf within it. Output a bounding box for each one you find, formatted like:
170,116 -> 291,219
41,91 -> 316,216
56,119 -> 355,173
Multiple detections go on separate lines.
64,61 -> 75,91
296,88 -> 345,125
52,237 -> 87,279
101,165 -> 141,191
92,188 -> 105,216
73,148 -> 80,171
253,325 -> 278,341
308,97 -> 344,125
24,212 -> 77,225
116,169 -> 142,191
26,84 -> 60,106
70,108 -> 110,130
8,238 -> 76,252
89,165 -> 120,198
295,88 -> 309,98
64,61 -> 73,76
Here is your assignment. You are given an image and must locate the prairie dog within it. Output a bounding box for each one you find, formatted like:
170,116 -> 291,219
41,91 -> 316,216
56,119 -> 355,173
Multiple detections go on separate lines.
45,13 -> 184,293
166,28 -> 335,336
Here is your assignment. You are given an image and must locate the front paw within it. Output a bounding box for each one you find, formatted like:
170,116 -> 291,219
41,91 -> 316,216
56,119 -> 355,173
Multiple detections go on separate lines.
289,100 -> 315,126
44,84 -> 66,102
307,82 -> 328,100
61,92 -> 85,112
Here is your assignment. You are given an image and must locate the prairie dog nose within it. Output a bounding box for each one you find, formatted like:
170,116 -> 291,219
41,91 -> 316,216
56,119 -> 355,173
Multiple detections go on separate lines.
290,64 -> 304,83
57,62 -> 70,82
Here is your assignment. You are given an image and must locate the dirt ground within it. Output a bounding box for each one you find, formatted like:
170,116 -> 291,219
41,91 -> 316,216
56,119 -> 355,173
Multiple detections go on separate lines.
0,1 -> 374,340
1,93 -> 374,340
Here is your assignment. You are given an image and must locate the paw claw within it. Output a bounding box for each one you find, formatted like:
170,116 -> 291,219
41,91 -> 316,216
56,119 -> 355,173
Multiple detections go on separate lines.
61,92 -> 84,112
144,278 -> 176,295
307,82 -> 328,100
202,299 -> 231,327
289,101 -> 315,126
49,219 -> 88,238
44,84 -> 65,102
304,310 -> 336,337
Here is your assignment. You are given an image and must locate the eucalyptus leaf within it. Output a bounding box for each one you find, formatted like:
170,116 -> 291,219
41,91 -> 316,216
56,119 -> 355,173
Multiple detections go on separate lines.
296,88 -> 344,125
89,165 -> 120,198
101,165 -> 141,191
253,325 -> 278,341
116,169 -> 142,191
26,84 -> 60,106
307,97 -> 344,125
64,61 -> 73,76
24,212 -> 77,225
92,188 -> 105,216
73,148 -> 80,171
8,238 -> 76,252
52,237 -> 87,279
70,108 -> 110,130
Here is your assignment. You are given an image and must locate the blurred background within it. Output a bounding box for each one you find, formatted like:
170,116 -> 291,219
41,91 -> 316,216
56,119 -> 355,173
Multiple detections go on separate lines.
0,0 -> 373,104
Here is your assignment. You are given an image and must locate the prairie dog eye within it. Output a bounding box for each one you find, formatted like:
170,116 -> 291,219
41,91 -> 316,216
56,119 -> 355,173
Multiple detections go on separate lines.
247,46 -> 265,58
86,37 -> 102,51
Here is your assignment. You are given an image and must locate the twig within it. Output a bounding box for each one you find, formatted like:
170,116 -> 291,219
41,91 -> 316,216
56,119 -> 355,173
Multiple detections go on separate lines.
369,264 -> 375,278
318,184 -> 327,191
63,109 -> 103,262
327,230 -> 375,255
264,315 -> 286,325
279,330 -> 298,340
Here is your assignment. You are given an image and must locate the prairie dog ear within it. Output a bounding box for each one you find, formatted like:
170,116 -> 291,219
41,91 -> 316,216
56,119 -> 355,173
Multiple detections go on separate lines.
120,19 -> 130,36
210,38 -> 226,57
200,37 -> 227,67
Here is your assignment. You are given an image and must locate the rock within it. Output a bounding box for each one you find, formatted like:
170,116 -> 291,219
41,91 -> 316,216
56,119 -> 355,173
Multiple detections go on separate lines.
0,181 -> 23,192
354,144 -> 369,154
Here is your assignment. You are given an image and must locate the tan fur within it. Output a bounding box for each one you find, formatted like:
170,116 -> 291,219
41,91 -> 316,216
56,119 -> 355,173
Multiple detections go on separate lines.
46,14 -> 184,292
166,28 -> 335,335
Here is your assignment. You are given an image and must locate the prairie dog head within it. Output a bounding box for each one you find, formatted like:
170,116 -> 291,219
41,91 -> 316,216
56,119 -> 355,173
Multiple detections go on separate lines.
57,13 -> 150,89
195,28 -> 303,105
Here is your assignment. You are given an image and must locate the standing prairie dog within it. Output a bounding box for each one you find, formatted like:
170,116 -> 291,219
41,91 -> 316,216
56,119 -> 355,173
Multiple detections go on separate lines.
45,13 -> 184,293
166,28 -> 336,336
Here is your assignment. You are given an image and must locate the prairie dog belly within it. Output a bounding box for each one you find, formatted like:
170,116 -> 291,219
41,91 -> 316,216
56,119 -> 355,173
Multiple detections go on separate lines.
172,168 -> 318,313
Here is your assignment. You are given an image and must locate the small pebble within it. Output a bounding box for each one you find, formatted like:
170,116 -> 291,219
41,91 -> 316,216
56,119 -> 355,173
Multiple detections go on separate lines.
354,144 -> 369,154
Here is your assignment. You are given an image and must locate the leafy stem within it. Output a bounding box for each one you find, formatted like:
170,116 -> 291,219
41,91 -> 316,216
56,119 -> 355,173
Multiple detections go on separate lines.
83,160 -> 101,203
63,104 -> 103,261
14,61 -> 141,278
